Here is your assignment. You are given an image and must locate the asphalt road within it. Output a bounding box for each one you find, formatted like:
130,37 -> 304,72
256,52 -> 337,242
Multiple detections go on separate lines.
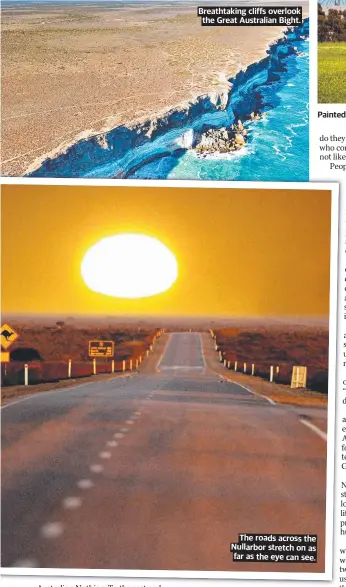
1,332 -> 327,573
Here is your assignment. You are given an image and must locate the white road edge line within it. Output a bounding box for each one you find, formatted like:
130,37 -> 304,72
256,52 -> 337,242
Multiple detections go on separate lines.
198,333 -> 207,372
1,382 -> 93,410
200,332 -> 276,405
216,358 -> 328,442
1,373 -> 133,410
221,369 -> 327,441
156,333 -> 171,372
300,418 -> 327,442
243,385 -> 277,406
218,373 -> 276,406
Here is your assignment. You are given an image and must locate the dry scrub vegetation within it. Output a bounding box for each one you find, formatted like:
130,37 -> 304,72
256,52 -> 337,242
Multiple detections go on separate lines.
1,321 -> 159,386
214,325 -> 329,393
7,322 -> 158,361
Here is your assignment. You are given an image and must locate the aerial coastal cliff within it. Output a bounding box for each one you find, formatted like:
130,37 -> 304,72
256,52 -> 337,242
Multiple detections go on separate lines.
27,19 -> 309,178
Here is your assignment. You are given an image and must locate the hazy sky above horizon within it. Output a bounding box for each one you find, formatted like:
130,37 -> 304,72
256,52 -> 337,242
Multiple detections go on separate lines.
2,184 -> 331,318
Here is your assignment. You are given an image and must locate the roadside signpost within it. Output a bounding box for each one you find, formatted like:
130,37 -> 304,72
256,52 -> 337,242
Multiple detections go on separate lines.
88,340 -> 114,358
1,323 -> 19,351
0,324 -> 19,375
291,366 -> 307,389
1,324 -> 19,375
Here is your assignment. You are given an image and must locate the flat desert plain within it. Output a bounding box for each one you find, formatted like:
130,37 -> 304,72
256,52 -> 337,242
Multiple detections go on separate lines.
2,1 -> 308,176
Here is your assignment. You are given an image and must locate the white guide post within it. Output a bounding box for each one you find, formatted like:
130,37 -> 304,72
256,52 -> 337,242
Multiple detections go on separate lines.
24,364 -> 29,386
270,366 -> 274,382
93,358 -> 96,375
234,361 -> 238,372
252,363 -> 255,376
122,360 -> 126,372
111,360 -> 115,373
244,362 -> 247,373
68,359 -> 72,378
129,359 -> 133,371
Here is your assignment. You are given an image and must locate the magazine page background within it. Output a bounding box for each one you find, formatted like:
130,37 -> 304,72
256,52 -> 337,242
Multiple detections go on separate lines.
1,0 -> 345,585
310,4 -> 346,586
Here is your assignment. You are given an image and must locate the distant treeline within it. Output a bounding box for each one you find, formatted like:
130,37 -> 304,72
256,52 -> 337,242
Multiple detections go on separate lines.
318,4 -> 346,42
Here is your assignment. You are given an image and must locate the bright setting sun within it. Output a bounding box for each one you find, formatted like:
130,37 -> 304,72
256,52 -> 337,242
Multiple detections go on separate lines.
81,233 -> 178,299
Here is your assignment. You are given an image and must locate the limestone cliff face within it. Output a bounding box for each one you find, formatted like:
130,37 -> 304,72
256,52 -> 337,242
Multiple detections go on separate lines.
27,18 -> 309,179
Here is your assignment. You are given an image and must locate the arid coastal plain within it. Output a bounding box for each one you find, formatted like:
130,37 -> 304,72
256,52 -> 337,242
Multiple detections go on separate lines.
2,1 -> 308,176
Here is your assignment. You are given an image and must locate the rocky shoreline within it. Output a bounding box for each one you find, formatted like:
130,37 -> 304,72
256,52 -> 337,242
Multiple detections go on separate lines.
191,39 -> 307,160
193,113 -> 262,158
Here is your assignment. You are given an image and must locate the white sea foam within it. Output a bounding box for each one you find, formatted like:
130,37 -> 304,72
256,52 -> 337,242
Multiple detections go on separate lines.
193,146 -> 249,161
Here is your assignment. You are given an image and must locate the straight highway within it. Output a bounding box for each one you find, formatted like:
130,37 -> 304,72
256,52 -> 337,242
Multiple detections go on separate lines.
1,332 -> 327,572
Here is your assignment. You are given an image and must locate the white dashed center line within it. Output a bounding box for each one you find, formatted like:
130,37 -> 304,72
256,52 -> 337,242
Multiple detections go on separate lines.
63,497 -> 82,510
40,522 -> 64,539
90,464 -> 104,473
30,401 -> 144,563
11,559 -> 39,568
99,451 -> 112,459
77,479 -> 94,489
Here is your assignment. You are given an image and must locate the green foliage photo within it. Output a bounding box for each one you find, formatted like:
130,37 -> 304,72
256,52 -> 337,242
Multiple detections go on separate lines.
318,4 -> 346,103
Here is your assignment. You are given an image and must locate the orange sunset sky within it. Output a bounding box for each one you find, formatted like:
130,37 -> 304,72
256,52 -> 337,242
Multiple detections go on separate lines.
1,184 -> 332,318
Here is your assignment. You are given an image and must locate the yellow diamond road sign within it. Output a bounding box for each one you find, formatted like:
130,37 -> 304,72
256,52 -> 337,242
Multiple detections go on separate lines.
1,324 -> 19,350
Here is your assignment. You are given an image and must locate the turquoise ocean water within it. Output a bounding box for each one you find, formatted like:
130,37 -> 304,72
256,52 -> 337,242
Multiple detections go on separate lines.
130,39 -> 309,182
